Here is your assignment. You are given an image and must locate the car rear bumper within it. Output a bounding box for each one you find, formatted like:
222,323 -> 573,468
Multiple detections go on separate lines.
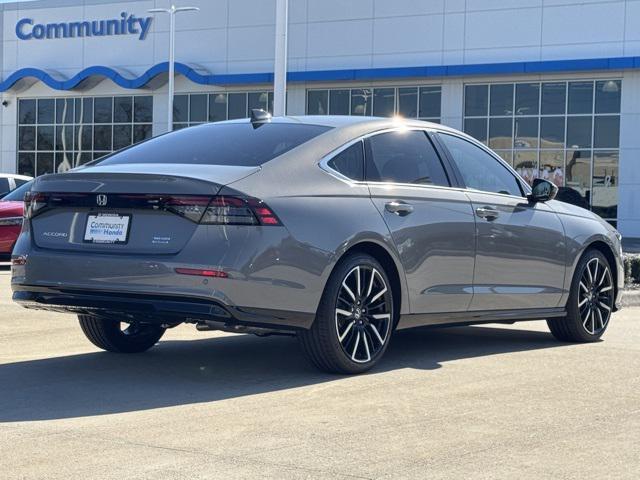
12,285 -> 314,331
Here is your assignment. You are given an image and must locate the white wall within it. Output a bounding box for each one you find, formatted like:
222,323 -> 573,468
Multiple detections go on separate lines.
3,0 -> 640,78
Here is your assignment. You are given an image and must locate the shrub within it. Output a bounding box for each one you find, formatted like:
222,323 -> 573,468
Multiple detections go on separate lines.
624,254 -> 640,286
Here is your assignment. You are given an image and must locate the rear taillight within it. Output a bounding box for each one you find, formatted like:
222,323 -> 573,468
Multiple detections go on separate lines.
164,196 -> 212,223
199,196 -> 281,226
22,192 -> 281,226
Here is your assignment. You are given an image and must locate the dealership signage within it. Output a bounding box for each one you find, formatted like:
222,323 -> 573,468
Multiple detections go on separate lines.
16,13 -> 153,41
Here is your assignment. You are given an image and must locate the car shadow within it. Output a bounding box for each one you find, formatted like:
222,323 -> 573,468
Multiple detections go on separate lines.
0,324 -> 562,422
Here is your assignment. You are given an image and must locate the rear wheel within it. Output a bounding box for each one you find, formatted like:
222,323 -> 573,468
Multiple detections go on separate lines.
78,315 -> 165,353
547,249 -> 614,342
299,253 -> 394,374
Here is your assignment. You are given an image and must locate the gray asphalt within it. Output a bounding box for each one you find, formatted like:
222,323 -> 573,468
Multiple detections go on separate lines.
0,267 -> 638,479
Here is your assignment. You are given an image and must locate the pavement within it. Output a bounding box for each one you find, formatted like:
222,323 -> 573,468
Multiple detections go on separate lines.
0,267 -> 638,480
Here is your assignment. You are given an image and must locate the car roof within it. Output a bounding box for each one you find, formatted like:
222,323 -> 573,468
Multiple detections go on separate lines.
222,114 -> 462,136
0,173 -> 32,180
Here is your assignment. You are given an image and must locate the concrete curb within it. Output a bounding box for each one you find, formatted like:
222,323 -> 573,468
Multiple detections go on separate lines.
621,289 -> 640,307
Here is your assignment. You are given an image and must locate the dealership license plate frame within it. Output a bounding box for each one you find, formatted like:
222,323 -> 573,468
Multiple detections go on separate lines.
83,213 -> 132,245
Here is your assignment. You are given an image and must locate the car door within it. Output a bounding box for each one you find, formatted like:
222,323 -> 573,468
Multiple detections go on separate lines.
437,132 -> 566,311
365,129 -> 476,315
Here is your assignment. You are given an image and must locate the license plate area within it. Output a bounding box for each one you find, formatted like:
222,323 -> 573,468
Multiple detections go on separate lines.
84,213 -> 131,244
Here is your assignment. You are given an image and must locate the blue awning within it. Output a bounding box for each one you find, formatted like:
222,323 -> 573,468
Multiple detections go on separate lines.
1,56 -> 638,92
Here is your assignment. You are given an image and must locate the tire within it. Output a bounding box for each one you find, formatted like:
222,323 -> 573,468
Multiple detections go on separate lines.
78,315 -> 166,353
299,253 -> 395,374
547,249 -> 615,343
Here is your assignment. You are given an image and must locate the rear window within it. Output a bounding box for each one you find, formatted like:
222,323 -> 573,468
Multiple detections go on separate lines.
93,122 -> 331,167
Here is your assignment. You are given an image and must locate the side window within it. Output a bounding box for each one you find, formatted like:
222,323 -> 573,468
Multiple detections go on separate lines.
439,133 -> 523,196
0,178 -> 10,197
327,141 -> 364,181
14,179 -> 28,187
365,130 -> 449,186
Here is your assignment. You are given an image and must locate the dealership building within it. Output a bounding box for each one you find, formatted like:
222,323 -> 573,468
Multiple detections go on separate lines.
0,0 -> 638,236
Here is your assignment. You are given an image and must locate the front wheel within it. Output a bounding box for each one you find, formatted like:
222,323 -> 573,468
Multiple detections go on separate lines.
547,249 -> 615,342
299,253 -> 394,374
78,315 -> 166,353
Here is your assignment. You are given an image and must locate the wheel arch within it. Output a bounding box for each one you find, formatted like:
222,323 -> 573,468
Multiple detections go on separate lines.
566,239 -> 620,310
334,240 -> 407,327
584,240 -> 619,302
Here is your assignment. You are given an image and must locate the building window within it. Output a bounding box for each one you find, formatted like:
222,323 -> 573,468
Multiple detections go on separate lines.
306,86 -> 442,123
17,95 -> 153,177
463,80 -> 621,223
173,91 -> 274,130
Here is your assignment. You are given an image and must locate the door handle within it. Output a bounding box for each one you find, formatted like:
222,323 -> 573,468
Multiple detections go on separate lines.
475,206 -> 499,220
385,201 -> 414,216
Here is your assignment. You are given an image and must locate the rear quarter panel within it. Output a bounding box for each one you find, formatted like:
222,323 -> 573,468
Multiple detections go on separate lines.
227,129 -> 410,315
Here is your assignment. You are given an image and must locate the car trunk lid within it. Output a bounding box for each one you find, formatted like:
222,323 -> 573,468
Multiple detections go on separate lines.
28,164 -> 260,255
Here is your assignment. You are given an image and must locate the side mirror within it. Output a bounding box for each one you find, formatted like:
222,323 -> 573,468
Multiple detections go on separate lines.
528,178 -> 558,203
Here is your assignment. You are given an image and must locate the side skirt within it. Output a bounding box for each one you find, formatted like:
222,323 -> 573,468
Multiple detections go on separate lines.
396,307 -> 567,330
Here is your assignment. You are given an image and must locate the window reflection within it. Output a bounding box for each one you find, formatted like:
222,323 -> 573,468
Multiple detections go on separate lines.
592,150 -> 618,219
464,118 -> 487,144
18,95 -> 153,176
489,84 -> 514,116
566,149 -> 592,204
307,86 -> 442,122
489,118 -> 512,149
594,116 -> 620,148
351,89 -> 372,116
494,150 -> 513,166
514,150 -> 538,185
398,87 -> 418,117
568,82 -> 594,114
514,117 -> 538,149
540,117 -> 565,148
329,90 -> 350,115
539,150 -> 564,187
515,83 -> 539,116
465,85 -> 488,117
566,116 -> 592,149
114,97 -> 133,123
373,88 -> 395,117
209,94 -> 228,122
463,79 -> 621,222
307,90 -> 327,115
541,83 -> 566,115
595,81 -> 621,114
173,90 -> 275,130
228,93 -> 248,120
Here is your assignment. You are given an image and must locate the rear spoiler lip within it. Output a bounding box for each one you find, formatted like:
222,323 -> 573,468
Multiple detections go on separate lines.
30,164 -> 261,196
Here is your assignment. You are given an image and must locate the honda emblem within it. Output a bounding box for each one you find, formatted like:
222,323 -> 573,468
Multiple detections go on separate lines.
96,194 -> 108,207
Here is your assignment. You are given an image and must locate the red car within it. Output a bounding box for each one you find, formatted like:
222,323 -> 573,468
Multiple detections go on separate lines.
0,181 -> 32,261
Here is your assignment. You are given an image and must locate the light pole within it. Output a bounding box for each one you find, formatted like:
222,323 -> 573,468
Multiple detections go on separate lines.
148,5 -> 199,132
273,0 -> 288,116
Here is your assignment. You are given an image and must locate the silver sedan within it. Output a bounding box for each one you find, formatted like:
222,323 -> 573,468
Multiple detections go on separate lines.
11,113 -> 624,374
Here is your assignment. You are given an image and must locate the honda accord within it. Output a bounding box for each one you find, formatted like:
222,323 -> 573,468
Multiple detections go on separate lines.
11,113 -> 624,373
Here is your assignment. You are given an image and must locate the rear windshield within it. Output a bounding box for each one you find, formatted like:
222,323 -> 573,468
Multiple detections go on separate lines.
93,122 -> 331,167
